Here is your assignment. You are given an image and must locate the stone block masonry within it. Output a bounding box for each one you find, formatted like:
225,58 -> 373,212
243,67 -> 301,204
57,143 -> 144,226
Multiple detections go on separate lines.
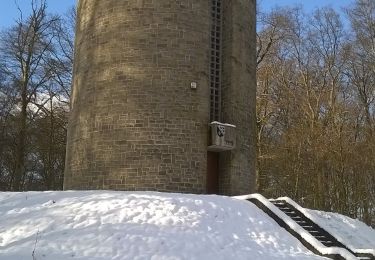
64,0 -> 256,195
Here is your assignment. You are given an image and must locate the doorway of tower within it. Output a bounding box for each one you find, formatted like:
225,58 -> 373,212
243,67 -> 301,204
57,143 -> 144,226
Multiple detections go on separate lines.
206,152 -> 219,194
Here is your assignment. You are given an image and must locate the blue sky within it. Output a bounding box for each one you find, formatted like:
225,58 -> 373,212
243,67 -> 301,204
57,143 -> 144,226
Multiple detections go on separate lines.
0,0 -> 75,29
0,0 -> 355,29
260,0 -> 354,13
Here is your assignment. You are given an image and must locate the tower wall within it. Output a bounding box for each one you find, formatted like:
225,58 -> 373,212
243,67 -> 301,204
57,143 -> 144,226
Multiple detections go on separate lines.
64,0 -> 256,195
219,0 -> 257,195
64,0 -> 211,192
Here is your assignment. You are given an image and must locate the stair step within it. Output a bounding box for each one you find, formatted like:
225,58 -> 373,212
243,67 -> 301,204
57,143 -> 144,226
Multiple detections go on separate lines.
311,234 -> 327,238
273,203 -> 289,208
282,209 -> 295,212
285,211 -> 299,216
274,204 -> 288,209
285,211 -> 301,216
303,227 -> 316,232
286,210 -> 301,214
314,235 -> 329,239
317,238 -> 333,243
315,236 -> 331,240
272,204 -> 287,208
301,225 -> 315,229
271,201 -> 286,205
356,254 -> 375,260
279,207 -> 292,211
321,241 -> 335,247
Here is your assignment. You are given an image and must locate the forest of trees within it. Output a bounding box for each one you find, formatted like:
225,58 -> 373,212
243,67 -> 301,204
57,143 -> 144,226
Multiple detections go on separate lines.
0,0 -> 373,226
256,0 -> 375,226
0,0 -> 74,191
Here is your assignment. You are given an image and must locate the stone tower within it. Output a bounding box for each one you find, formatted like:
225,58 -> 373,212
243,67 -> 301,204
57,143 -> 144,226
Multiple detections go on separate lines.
64,0 -> 256,195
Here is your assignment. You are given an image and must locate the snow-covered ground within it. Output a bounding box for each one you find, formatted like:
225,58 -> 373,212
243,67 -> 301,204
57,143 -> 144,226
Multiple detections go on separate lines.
0,191 -> 329,260
1,192 -> 374,260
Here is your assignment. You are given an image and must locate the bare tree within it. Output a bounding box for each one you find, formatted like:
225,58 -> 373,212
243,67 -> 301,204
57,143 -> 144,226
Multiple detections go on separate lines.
0,0 -> 73,191
256,3 -> 375,226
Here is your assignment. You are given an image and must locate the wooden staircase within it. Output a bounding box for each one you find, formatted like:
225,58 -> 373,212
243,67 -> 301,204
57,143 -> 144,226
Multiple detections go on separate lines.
246,196 -> 374,260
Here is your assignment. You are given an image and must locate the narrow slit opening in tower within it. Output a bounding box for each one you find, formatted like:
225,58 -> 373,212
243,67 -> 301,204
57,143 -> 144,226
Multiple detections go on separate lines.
207,0 -> 223,194
209,0 -> 222,122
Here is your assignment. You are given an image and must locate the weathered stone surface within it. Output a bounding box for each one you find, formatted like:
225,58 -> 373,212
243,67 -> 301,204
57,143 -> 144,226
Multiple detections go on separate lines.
219,0 -> 257,195
64,0 -> 256,195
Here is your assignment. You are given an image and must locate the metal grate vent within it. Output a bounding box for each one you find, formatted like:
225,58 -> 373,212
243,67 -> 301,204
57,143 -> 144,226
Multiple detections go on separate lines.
210,0 -> 222,122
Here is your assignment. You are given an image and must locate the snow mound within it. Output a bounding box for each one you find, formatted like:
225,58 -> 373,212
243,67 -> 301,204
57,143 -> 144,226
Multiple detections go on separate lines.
0,191 -> 326,260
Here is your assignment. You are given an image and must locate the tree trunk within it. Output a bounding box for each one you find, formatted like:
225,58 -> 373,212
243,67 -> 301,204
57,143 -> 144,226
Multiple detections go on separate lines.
12,87 -> 27,191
